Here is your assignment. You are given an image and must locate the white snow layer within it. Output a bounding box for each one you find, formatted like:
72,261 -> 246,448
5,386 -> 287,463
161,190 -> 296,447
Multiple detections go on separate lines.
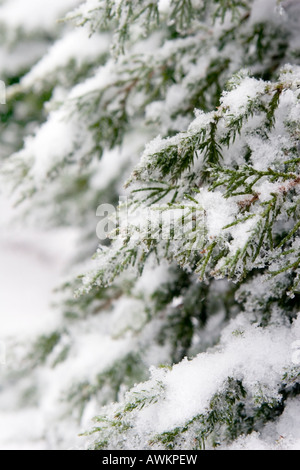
0,0 -> 81,32
136,315 -> 299,434
0,198 -> 78,449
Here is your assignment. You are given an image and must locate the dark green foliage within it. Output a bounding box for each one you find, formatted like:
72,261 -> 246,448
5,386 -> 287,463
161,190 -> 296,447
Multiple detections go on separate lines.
29,331 -> 62,366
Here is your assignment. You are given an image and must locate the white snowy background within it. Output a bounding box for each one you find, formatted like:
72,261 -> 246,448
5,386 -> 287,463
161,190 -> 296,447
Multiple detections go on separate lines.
0,0 -> 299,451
0,196 -> 78,449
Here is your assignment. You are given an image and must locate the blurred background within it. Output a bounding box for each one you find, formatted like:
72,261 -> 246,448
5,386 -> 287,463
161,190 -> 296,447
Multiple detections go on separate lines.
0,0 -> 82,449
0,200 -> 77,449
1,0 -> 300,451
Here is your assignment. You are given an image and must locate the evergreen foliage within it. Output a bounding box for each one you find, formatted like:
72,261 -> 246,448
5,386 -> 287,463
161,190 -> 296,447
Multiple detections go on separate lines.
0,0 -> 300,450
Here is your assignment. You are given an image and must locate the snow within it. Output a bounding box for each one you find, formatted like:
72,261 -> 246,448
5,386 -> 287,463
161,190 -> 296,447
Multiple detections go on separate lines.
0,232 -> 72,337
134,261 -> 174,297
228,215 -> 260,253
188,110 -> 215,133
69,61 -> 116,99
196,189 -> 236,239
221,77 -> 266,116
250,0 -> 280,25
22,30 -> 111,89
22,109 -> 76,184
114,313 -> 300,449
1,0 -> 300,452
68,0 -> 103,21
0,42 -> 48,77
0,410 -> 46,451
0,199 -> 77,338
0,0 -> 81,32
225,399 -> 300,450
158,0 -> 171,14
111,298 -> 148,335
0,197 -> 78,450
